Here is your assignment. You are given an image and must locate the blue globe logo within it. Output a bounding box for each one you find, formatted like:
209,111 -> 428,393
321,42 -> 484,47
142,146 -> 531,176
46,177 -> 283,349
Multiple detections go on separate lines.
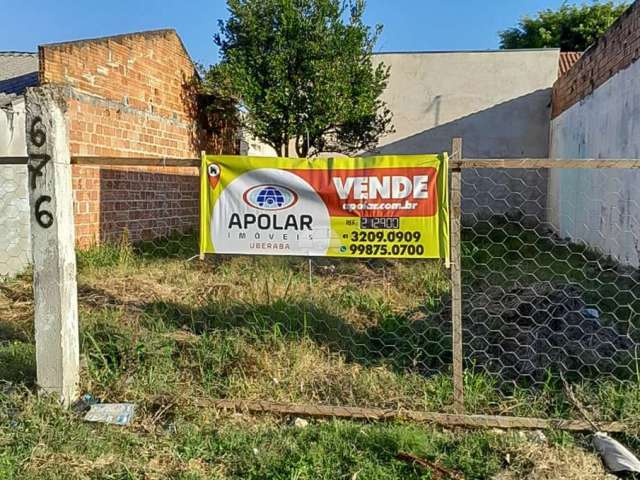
256,186 -> 286,208
244,184 -> 298,210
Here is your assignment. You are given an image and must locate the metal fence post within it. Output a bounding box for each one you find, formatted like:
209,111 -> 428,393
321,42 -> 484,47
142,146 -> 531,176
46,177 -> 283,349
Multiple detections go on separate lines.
199,150 -> 206,261
450,137 -> 464,413
25,86 -> 79,406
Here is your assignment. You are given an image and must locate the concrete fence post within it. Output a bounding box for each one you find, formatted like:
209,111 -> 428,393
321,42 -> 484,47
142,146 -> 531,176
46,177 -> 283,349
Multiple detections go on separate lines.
25,86 -> 79,406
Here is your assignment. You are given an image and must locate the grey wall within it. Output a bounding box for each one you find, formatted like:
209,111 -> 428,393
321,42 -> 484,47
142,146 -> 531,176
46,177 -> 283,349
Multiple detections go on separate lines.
373,49 -> 561,221
550,59 -> 640,267
0,97 -> 31,277
0,50 -> 564,278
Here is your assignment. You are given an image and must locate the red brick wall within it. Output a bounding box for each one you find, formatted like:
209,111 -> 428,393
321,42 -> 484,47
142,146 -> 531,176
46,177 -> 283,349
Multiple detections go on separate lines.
71,165 -> 198,247
39,30 -> 213,247
66,94 -> 198,158
552,2 -> 639,118
40,30 -> 197,129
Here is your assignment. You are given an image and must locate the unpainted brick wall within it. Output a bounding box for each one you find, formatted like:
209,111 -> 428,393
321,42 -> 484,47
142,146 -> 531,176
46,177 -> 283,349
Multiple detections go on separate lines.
65,92 -> 199,159
40,30 -> 198,128
39,30 -> 212,248
71,164 -> 199,246
552,2 -> 640,118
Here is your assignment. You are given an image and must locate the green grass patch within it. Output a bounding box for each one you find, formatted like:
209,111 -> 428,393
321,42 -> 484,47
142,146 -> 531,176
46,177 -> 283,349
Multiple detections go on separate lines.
1,228 -> 639,478
0,389 -> 516,479
463,217 -> 640,325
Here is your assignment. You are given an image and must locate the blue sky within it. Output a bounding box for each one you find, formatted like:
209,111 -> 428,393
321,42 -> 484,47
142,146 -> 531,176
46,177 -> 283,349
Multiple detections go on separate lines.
1,0 -> 571,65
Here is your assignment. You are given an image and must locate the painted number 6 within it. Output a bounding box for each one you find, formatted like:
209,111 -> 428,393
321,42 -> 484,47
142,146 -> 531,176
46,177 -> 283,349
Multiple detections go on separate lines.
35,195 -> 53,229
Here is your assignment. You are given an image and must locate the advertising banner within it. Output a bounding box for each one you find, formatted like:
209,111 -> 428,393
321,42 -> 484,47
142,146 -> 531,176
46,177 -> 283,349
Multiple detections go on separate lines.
199,155 -> 449,260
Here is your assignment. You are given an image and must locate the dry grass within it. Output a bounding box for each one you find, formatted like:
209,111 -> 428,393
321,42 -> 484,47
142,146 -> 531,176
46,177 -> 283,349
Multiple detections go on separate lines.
0,274 -> 33,338
496,440 -> 616,480
1,234 -> 639,479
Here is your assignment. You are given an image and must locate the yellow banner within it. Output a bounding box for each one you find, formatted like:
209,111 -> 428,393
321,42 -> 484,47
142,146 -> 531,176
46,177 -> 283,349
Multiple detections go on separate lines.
200,155 -> 449,260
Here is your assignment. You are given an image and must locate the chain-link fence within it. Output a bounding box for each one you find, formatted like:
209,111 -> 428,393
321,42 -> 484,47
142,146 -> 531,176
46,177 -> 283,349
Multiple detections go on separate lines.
77,160 -> 639,424
0,161 -> 30,278
2,157 -> 639,427
461,164 -> 640,407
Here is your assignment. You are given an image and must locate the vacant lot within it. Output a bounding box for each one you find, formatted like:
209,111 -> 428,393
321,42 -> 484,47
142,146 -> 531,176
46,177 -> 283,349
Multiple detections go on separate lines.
1,228 -> 638,479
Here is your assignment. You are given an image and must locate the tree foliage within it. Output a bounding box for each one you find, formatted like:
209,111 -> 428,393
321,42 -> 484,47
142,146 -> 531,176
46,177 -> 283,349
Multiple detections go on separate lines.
207,0 -> 393,157
499,1 -> 629,51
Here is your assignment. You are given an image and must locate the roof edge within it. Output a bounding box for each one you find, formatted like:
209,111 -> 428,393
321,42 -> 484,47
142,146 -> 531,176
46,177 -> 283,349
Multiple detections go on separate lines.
374,48 -> 561,55
0,51 -> 37,56
39,28 -> 195,68
40,28 -> 176,48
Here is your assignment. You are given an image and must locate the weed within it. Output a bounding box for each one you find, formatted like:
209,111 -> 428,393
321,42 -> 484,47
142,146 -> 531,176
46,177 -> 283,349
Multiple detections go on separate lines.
1,230 -> 638,478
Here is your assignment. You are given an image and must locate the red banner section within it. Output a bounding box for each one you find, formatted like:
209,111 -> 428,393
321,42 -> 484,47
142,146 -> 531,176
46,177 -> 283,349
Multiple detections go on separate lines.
289,167 -> 438,217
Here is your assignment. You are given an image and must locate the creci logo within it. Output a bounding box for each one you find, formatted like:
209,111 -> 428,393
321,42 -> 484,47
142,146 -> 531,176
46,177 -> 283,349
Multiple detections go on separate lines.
243,184 -> 299,211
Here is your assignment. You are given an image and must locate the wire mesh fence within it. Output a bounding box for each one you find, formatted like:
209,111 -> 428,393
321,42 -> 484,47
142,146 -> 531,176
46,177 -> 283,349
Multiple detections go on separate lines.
460,165 -> 640,415
2,158 -> 639,427
86,239 -> 455,413
72,163 -> 636,421
0,163 -> 31,278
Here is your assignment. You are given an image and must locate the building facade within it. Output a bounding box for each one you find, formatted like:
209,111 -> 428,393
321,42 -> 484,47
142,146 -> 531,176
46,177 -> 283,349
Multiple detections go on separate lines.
550,1 -> 640,266
1,29 -> 235,276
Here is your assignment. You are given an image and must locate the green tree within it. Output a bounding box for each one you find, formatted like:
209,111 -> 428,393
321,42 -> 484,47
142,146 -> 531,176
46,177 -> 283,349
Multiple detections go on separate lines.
499,1 -> 629,51
208,0 -> 393,157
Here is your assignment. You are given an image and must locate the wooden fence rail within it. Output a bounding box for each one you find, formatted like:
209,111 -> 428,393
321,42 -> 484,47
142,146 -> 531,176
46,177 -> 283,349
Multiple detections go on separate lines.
70,156 -> 200,167
452,158 -> 640,169
0,157 -> 29,165
5,156 -> 640,169
208,399 -> 628,432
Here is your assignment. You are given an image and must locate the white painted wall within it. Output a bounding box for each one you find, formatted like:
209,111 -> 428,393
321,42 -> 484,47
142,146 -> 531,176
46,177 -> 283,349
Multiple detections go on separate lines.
375,49 -> 560,156
549,59 -> 640,267
0,97 -> 31,277
0,97 -> 27,155
374,49 -> 560,221
239,129 -> 279,157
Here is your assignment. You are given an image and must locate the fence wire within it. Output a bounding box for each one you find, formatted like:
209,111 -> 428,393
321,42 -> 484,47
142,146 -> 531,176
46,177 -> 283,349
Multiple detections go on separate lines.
116,243 -> 454,412
461,166 -> 640,396
2,162 -> 639,425
0,164 -> 31,278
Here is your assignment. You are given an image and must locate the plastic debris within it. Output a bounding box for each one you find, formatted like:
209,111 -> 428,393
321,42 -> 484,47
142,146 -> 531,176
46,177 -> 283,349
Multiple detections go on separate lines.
294,417 -> 309,428
72,393 -> 99,414
592,432 -> 640,473
582,308 -> 600,319
84,403 -> 136,426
